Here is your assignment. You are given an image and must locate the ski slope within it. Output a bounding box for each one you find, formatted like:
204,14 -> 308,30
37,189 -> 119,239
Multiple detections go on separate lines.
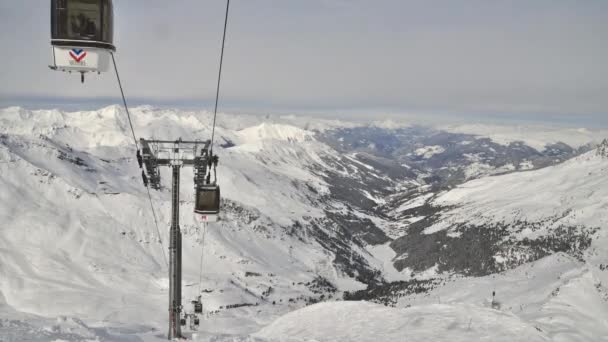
255,301 -> 550,342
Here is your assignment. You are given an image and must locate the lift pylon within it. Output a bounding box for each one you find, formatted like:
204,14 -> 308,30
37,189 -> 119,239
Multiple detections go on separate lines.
140,138 -> 213,339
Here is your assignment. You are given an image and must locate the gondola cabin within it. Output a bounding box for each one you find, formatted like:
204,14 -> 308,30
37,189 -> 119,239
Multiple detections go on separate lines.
194,185 -> 220,222
50,0 -> 115,82
192,298 -> 203,314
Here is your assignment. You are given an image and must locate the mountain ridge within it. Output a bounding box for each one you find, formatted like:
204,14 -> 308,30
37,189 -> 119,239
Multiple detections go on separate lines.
1,106 -> 607,341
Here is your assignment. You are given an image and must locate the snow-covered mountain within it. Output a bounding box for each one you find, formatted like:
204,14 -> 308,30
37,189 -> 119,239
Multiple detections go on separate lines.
0,105 -> 606,341
351,141 -> 608,341
0,105 -> 405,340
388,147 -> 608,276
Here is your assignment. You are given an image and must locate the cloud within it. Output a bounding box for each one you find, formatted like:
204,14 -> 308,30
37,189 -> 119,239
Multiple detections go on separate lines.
1,0 -> 607,119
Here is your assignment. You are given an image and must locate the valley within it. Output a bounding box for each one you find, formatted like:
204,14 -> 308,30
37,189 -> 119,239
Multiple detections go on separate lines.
0,106 -> 606,341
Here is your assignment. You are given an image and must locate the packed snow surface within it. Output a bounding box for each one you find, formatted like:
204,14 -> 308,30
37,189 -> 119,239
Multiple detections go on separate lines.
255,301 -> 550,342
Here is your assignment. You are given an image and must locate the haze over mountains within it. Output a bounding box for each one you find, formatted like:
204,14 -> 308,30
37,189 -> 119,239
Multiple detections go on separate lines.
1,106 -> 607,341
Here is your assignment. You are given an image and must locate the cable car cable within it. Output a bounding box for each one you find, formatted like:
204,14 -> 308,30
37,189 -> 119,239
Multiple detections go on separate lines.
209,0 -> 231,154
195,0 -> 230,296
197,222 -> 208,295
110,53 -> 139,151
110,52 -> 168,268
146,186 -> 167,267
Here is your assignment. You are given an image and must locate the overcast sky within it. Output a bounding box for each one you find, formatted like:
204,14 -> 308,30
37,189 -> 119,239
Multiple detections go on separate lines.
1,1 -> 607,123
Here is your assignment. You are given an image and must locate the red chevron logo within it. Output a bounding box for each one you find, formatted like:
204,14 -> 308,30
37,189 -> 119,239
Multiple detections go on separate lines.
69,49 -> 87,63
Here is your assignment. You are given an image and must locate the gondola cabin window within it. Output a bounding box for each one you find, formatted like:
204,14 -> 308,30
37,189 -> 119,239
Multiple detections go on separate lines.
52,0 -> 105,42
68,0 -> 101,40
195,186 -> 220,214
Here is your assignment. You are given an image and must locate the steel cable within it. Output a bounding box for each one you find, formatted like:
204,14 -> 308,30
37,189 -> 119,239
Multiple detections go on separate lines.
196,0 -> 230,296
197,222 -> 208,295
209,0 -> 230,152
111,52 -> 169,268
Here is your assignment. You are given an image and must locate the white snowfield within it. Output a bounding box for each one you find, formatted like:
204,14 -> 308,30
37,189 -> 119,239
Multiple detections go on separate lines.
254,301 -> 550,342
409,147 -> 608,341
0,106 -> 607,341
0,106 -> 342,340
431,149 -> 608,231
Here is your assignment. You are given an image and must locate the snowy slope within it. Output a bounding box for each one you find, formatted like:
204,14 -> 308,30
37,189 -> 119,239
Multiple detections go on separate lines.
432,149 -> 608,230
254,301 -> 550,342
380,146 -> 608,341
0,105 -> 406,340
425,147 -> 608,276
1,105 -> 607,341
389,144 -> 608,273
390,253 -> 608,342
